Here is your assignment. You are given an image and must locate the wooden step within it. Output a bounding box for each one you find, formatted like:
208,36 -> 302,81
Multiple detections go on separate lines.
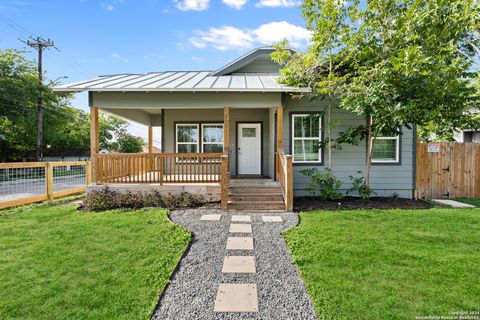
227,201 -> 286,211
228,186 -> 282,194
228,193 -> 284,202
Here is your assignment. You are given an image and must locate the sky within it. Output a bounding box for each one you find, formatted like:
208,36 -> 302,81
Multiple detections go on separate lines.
0,0 -> 309,145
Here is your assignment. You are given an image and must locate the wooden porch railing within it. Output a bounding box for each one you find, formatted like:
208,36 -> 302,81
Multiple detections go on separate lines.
276,147 -> 293,211
95,153 -> 223,184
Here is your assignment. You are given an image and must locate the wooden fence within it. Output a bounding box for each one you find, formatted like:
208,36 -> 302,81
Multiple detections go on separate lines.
0,161 -> 91,209
415,142 -> 480,199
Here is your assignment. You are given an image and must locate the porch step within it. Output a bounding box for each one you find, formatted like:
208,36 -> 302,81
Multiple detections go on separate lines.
229,187 -> 283,194
228,193 -> 284,202
227,200 -> 286,211
227,179 -> 286,211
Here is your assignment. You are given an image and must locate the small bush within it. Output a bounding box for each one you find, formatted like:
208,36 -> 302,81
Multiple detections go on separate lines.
82,187 -> 120,211
162,192 -> 202,210
82,187 -> 201,211
347,176 -> 377,200
300,168 -> 344,201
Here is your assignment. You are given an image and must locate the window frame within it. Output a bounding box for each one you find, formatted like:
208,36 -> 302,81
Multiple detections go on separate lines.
201,123 -> 224,153
371,135 -> 400,164
175,123 -> 200,154
290,113 -> 323,165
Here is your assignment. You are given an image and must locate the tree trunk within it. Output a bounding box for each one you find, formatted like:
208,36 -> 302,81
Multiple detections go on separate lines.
365,116 -> 374,187
326,59 -> 333,175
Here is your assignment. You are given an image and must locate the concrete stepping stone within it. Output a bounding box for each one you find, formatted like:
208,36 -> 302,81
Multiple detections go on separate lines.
200,214 -> 221,221
226,237 -> 254,250
229,223 -> 252,233
262,216 -> 283,222
231,215 -> 251,222
222,256 -> 256,273
214,284 -> 259,312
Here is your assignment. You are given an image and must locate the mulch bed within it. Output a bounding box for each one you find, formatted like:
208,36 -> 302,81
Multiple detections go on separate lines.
294,196 -> 431,212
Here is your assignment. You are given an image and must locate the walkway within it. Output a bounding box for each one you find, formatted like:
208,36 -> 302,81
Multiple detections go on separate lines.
151,209 -> 317,320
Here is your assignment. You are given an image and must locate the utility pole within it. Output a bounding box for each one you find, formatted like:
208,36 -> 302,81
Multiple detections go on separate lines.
25,37 -> 55,161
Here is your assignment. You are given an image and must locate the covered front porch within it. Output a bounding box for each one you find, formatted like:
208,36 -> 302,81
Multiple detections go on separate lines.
89,94 -> 292,211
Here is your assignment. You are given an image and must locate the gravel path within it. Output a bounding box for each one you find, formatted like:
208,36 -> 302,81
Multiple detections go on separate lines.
151,209 -> 317,320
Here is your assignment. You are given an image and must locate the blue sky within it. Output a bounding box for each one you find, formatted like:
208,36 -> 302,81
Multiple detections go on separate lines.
0,0 -> 308,143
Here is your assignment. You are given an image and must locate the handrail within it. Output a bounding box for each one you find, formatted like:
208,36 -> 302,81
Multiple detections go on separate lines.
276,147 -> 293,211
95,153 -> 224,184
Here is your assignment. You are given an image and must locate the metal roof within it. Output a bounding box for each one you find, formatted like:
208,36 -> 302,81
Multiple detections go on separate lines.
53,71 -> 308,93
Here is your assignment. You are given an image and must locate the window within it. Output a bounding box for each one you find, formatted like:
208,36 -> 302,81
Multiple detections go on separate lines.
371,136 -> 399,163
292,114 -> 322,163
242,127 -> 256,138
202,124 -> 224,153
176,124 -> 199,153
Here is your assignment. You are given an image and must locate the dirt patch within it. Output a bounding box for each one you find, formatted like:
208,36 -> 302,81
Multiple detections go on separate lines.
294,196 -> 431,212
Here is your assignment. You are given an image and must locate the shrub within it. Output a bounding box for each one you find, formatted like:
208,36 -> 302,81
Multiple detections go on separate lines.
300,168 -> 344,201
82,188 -> 201,211
347,176 -> 377,200
82,187 -> 120,211
162,192 -> 202,210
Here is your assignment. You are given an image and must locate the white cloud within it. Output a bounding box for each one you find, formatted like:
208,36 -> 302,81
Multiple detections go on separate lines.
253,21 -> 311,48
192,56 -> 205,62
175,0 -> 209,11
190,38 -> 207,49
192,25 -> 255,51
189,21 -> 310,51
222,0 -> 247,9
111,52 -> 130,63
255,0 -> 299,8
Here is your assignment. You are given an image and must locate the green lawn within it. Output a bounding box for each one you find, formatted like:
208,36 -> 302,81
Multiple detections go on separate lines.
284,208 -> 480,320
0,203 -> 190,320
455,198 -> 480,207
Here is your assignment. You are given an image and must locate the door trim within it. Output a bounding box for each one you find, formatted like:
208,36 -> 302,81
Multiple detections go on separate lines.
235,121 -> 263,176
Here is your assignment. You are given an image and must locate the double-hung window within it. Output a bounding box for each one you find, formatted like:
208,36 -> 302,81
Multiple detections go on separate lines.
202,124 -> 224,153
292,114 -> 322,163
176,124 -> 199,153
371,136 -> 400,163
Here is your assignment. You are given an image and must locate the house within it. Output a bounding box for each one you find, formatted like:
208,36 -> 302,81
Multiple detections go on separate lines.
54,47 -> 416,211
454,107 -> 480,142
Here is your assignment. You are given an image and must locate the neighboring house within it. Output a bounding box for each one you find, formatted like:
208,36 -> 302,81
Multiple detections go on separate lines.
454,107 -> 480,142
54,47 -> 416,211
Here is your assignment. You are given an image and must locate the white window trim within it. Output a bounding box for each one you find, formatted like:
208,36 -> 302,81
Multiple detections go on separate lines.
292,114 -> 322,163
201,123 -> 224,153
371,136 -> 400,163
175,123 -> 199,153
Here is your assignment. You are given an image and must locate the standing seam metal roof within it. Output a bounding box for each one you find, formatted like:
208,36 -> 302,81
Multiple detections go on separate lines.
53,71 -> 309,93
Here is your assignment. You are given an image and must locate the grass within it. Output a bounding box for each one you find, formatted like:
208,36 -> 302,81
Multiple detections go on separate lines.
284,208 -> 480,320
0,203 -> 190,320
455,198 -> 480,207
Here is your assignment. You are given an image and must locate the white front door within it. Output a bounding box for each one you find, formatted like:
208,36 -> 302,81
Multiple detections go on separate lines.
237,123 -> 261,175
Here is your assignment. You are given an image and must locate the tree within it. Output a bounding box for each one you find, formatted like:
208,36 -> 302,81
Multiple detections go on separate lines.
276,0 -> 479,192
0,49 -> 144,161
271,0 -> 355,173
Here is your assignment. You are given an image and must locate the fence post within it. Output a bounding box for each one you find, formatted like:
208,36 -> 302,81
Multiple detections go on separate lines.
46,162 -> 54,200
86,161 -> 92,185
220,154 -> 229,211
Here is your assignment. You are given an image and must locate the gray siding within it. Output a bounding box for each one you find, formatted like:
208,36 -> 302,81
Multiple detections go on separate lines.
233,53 -> 281,74
163,108 -> 271,177
284,96 -> 415,198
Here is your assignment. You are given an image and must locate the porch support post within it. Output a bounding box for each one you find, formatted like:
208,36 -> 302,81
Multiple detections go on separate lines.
276,106 -> 283,181
221,107 -> 230,211
276,106 -> 283,151
223,107 -> 230,154
90,107 -> 99,184
148,126 -> 153,153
